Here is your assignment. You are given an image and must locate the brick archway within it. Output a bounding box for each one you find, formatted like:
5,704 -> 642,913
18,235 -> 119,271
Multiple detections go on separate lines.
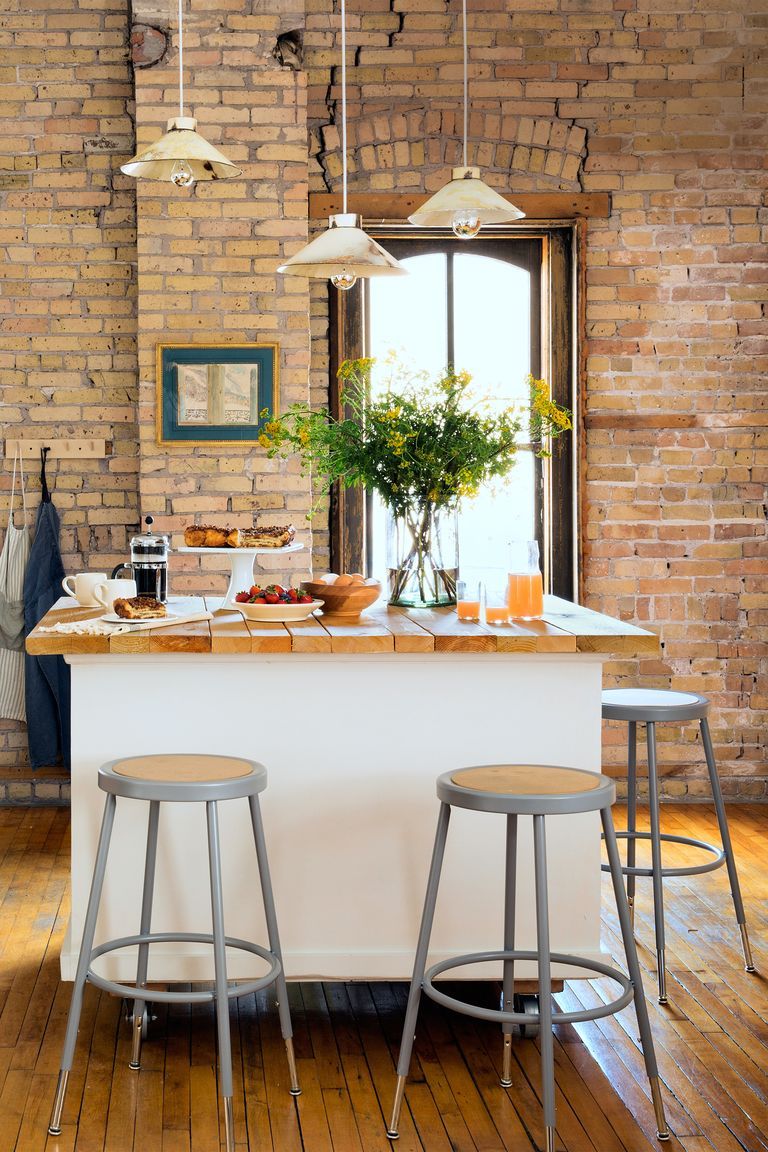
314,107 -> 587,194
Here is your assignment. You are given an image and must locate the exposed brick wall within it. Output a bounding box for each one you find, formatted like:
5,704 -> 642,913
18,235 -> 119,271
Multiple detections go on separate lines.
0,0 -> 137,804
131,0 -> 314,596
304,0 -> 767,799
1,0 -> 765,802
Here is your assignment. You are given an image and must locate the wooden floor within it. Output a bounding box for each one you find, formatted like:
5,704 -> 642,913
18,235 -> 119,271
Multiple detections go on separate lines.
0,805 -> 766,1152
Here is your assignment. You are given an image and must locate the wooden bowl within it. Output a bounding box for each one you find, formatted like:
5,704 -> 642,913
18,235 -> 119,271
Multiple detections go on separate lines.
301,579 -> 381,622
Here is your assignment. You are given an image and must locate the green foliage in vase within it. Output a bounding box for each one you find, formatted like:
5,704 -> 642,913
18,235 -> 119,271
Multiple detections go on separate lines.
259,357 -> 572,519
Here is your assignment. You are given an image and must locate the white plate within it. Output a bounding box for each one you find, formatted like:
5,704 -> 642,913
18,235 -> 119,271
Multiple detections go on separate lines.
228,599 -> 323,623
101,611 -> 178,625
177,543 -> 304,555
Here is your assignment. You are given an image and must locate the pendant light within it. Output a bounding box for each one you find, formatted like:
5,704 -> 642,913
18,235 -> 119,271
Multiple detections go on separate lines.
408,0 -> 524,236
277,0 -> 405,290
121,0 -> 241,186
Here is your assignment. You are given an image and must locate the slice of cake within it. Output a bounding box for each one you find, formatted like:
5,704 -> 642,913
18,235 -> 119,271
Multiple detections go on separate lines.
113,596 -> 167,620
240,525 -> 295,548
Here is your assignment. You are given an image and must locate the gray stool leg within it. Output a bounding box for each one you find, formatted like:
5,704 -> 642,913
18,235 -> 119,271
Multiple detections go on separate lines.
700,718 -> 755,972
206,801 -> 235,1152
533,814 -> 555,1152
626,720 -> 638,930
387,802 -> 451,1140
248,794 -> 301,1095
500,813 -> 517,1088
130,799 -> 160,1070
645,721 -> 668,1003
49,792 -> 117,1135
602,805 -> 670,1141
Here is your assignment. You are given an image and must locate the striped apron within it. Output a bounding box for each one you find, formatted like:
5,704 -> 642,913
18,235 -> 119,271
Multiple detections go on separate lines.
0,456 -> 31,721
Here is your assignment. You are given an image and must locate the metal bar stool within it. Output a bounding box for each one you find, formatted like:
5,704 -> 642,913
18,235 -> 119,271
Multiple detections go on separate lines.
602,689 -> 755,1003
48,754 -> 300,1151
386,763 -> 670,1152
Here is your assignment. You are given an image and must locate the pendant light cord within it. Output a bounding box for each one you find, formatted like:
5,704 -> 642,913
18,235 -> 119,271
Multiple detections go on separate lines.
341,0 -> 348,214
178,0 -> 185,118
462,0 -> 468,169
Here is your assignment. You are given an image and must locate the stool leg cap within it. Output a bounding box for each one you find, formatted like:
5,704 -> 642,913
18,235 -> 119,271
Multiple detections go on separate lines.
386,1131 -> 400,1140
739,924 -> 755,972
499,1079 -> 513,1088
48,1127 -> 62,1137
289,1088 -> 302,1097
656,1132 -> 671,1142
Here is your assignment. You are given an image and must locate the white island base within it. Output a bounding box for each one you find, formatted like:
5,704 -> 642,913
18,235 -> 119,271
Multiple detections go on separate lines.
64,650 -> 606,984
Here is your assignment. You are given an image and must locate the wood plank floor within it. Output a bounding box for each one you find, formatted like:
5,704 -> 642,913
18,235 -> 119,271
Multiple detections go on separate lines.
0,805 -> 766,1152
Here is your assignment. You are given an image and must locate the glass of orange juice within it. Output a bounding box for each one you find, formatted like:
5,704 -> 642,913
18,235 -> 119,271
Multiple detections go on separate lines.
484,592 -> 510,626
456,580 -> 482,621
507,541 -> 544,619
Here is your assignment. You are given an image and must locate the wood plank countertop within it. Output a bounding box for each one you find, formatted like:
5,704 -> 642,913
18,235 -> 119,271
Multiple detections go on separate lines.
26,595 -> 660,658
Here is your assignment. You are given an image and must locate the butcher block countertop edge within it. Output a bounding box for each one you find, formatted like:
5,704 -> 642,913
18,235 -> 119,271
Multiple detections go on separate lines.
26,595 -> 661,659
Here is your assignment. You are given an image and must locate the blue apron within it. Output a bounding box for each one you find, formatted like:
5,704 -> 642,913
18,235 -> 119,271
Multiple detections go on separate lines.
23,450 -> 71,769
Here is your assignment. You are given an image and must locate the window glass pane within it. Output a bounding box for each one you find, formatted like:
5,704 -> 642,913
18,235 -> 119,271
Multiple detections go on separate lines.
368,253 -> 447,380
366,247 -> 535,591
453,253 -> 531,408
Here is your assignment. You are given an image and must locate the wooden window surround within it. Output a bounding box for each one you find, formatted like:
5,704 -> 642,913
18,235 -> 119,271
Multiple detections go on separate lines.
320,192 -> 595,601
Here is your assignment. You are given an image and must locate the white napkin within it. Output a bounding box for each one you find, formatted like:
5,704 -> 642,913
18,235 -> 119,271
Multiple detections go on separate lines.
37,611 -> 213,637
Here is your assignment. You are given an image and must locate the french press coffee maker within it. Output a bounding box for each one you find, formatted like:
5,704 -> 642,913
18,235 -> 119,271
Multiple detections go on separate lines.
111,516 -> 170,602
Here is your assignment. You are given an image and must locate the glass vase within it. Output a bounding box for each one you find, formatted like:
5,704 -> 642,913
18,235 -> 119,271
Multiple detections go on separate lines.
386,503 -> 458,608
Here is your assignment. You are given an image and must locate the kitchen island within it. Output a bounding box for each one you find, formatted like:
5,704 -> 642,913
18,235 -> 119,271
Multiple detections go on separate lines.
28,596 -> 658,984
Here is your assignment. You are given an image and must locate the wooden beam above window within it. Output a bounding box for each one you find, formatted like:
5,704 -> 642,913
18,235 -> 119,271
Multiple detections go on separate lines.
309,192 -> 610,221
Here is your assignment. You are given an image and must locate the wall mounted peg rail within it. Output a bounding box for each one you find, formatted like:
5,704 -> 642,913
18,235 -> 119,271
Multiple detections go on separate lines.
4,438 -> 109,461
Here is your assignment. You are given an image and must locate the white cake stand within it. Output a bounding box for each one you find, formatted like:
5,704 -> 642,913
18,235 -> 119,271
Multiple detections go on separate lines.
177,543 -> 305,607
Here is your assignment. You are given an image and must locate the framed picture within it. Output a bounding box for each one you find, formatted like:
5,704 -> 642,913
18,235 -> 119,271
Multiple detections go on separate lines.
156,343 -> 278,445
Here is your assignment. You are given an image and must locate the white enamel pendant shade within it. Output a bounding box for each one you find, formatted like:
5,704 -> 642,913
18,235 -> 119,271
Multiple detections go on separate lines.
408,167 -> 525,228
277,214 -> 407,279
120,117 -> 242,182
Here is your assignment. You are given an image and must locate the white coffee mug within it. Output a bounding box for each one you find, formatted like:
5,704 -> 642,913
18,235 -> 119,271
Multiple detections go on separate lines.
93,578 -> 137,613
61,572 -> 108,607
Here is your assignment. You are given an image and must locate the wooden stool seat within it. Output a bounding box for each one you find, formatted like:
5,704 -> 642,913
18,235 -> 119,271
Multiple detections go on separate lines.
100,754 -> 266,803
441,763 -> 615,816
113,753 -> 255,783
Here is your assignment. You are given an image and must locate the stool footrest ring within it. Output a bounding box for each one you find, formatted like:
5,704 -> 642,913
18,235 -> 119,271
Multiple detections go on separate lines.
600,831 -> 725,878
86,932 -> 281,1003
423,950 -> 634,1025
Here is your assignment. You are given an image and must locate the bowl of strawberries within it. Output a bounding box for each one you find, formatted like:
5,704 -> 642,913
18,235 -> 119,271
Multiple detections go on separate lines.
231,584 -> 323,622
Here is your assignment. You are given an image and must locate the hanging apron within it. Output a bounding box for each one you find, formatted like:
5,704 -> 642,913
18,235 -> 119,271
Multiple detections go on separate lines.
24,450 -> 71,769
0,454 -> 31,721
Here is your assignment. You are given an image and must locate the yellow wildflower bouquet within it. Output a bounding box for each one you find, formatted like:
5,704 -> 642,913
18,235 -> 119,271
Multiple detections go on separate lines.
261,357 -> 571,523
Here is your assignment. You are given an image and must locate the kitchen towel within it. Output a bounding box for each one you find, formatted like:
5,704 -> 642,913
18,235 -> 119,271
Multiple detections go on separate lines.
0,453 -> 31,721
36,610 -> 214,637
23,449 -> 70,769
